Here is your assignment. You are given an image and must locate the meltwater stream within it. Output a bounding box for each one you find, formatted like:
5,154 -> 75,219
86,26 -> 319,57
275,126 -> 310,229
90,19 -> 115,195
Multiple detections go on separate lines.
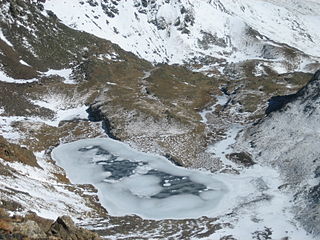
51,138 -> 235,219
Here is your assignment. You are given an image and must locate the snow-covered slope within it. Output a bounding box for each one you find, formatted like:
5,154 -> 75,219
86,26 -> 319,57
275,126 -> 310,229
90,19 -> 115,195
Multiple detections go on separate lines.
235,70 -> 320,235
44,0 -> 320,72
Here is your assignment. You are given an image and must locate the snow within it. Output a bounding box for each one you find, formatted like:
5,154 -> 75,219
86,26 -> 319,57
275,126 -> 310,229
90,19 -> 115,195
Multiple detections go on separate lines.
97,52 -> 123,62
19,59 -> 31,67
51,137 -> 314,239
106,81 -> 117,86
233,72 -> 320,236
0,153 -> 92,220
0,116 -> 23,140
213,165 -> 314,240
0,93 -> 89,143
30,95 -> 89,127
0,69 -> 38,84
43,68 -> 76,84
43,0 -> 320,72
0,29 -> 13,47
200,94 -> 229,123
207,124 -> 243,169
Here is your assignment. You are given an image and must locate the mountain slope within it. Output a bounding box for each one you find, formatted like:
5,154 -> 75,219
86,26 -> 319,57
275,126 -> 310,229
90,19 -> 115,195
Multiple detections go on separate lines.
235,70 -> 320,235
0,0 -> 319,239
44,0 -> 320,73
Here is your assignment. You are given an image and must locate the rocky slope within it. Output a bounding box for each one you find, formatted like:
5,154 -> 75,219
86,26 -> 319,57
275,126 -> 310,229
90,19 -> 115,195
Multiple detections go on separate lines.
235,70 -> 320,235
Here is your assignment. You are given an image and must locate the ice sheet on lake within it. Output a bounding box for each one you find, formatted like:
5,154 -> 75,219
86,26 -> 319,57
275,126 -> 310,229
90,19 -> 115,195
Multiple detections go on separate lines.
52,138 -> 233,219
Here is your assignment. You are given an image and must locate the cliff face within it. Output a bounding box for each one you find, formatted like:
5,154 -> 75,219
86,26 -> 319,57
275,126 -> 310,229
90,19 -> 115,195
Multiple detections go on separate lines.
235,70 -> 320,235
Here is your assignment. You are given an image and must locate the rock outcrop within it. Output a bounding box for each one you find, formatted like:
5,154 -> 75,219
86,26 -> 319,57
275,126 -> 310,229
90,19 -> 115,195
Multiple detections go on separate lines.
0,136 -> 40,168
0,209 -> 101,240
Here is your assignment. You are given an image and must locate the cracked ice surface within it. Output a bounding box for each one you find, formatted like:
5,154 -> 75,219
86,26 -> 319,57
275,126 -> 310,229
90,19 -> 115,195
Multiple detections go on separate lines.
52,138 -> 230,219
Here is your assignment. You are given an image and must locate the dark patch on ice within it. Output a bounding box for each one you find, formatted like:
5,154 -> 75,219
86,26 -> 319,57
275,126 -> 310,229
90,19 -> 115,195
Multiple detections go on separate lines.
78,145 -> 146,180
314,166 -> 320,178
101,160 -> 143,180
146,170 -> 208,199
78,145 -> 209,198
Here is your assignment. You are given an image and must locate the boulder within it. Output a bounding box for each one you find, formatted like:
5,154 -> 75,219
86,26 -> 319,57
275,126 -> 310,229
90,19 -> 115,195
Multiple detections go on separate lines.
49,216 -> 102,240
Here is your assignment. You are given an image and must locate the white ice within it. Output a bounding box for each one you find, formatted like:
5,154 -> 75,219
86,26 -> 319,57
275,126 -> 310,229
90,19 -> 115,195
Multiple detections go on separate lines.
52,138 -> 231,219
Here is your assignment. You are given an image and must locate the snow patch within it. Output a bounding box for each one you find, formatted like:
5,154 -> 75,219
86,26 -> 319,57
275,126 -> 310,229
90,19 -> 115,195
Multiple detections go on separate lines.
0,70 -> 38,84
43,68 -> 76,84
0,153 -> 92,220
200,94 -> 229,123
0,29 -> 13,47
208,124 -> 243,169
30,95 -> 88,127
19,60 -> 31,67
0,116 -> 23,141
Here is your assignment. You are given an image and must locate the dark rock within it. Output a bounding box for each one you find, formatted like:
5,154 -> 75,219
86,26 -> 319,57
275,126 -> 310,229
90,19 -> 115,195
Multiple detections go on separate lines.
0,200 -> 23,212
198,31 -> 228,50
261,44 -> 281,59
164,153 -> 183,166
226,152 -> 255,167
87,0 -> 98,7
13,220 -> 47,239
49,216 -> 102,240
265,94 -> 297,114
308,184 -> 320,205
174,17 -> 181,26
0,136 -> 40,168
86,105 -> 120,140
141,0 -> 148,8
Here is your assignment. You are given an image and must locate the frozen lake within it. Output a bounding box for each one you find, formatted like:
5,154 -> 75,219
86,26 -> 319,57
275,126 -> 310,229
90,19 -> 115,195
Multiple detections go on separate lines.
51,138 -> 231,219
51,138 -> 315,239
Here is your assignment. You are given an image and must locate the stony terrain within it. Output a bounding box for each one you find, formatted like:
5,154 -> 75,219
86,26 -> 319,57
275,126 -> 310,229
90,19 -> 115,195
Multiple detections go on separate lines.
0,208 -> 102,239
